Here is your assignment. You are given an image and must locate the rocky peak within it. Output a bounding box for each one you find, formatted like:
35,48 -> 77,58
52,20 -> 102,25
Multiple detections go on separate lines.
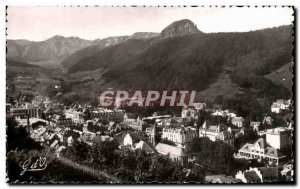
161,19 -> 200,39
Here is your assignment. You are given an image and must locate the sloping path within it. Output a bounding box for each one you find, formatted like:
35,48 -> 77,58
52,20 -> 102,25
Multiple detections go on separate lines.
57,156 -> 120,183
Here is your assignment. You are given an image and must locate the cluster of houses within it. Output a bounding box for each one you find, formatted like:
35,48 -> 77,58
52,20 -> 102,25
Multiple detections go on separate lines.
271,99 -> 291,114
7,96 -> 294,183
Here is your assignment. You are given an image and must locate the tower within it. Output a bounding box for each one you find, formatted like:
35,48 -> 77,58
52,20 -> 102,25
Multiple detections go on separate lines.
151,121 -> 158,146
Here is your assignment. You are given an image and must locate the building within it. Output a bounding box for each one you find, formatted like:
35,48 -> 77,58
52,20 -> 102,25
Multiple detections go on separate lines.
90,108 -> 125,122
231,117 -> 244,128
271,103 -> 281,114
238,138 -> 286,165
161,117 -> 184,127
281,161 -> 294,181
199,121 -> 234,147
266,127 -> 292,150
9,105 -> 41,119
155,143 -> 188,167
181,107 -> 197,118
162,126 -> 197,149
52,115 -> 72,126
193,103 -> 206,111
250,121 -> 261,133
124,113 -> 146,131
271,99 -> 291,114
66,107 -> 125,123
65,108 -> 85,124
236,167 -> 279,183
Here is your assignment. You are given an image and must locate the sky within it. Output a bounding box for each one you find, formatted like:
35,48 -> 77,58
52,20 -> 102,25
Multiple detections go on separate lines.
7,6 -> 294,41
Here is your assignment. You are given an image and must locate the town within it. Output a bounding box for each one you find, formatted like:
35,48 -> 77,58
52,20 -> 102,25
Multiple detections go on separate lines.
6,92 -> 294,183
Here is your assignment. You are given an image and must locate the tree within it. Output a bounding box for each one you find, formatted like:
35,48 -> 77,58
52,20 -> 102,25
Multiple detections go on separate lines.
7,117 -> 42,151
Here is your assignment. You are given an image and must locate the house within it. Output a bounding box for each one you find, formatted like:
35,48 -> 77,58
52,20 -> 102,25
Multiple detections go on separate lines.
211,110 -> 226,117
271,103 -> 281,114
193,103 -> 206,111
262,116 -> 273,125
236,167 -> 278,183
271,99 -> 291,113
231,117 -> 244,128
281,161 -> 294,181
155,143 -> 188,167
238,138 -> 286,165
266,127 -> 292,150
181,107 -> 197,118
250,121 -> 261,133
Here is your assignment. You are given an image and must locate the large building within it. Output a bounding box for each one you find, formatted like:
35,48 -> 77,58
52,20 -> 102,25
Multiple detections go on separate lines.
199,121 -> 234,147
123,113 -> 146,131
162,126 -> 197,149
8,104 -> 41,119
238,138 -> 286,166
65,107 -> 125,123
90,108 -> 125,122
266,127 -> 292,150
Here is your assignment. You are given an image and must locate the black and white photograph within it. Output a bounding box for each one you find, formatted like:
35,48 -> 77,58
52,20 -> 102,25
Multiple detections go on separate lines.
5,6 -> 294,184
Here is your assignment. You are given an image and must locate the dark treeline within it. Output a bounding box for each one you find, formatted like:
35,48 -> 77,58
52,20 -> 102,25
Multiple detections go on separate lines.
61,140 -> 205,183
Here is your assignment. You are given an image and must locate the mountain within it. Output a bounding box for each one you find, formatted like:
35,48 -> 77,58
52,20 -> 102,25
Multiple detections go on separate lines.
65,20 -> 292,101
61,32 -> 159,68
7,19 -> 293,103
7,36 -> 94,64
161,19 -> 201,39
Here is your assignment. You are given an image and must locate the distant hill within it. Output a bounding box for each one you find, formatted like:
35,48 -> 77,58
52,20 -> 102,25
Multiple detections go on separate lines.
7,36 -> 94,63
61,32 -> 159,68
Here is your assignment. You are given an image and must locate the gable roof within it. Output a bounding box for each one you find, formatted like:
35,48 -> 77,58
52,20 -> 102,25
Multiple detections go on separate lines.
135,140 -> 158,154
265,147 -> 285,158
255,138 -> 267,149
155,143 -> 187,157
